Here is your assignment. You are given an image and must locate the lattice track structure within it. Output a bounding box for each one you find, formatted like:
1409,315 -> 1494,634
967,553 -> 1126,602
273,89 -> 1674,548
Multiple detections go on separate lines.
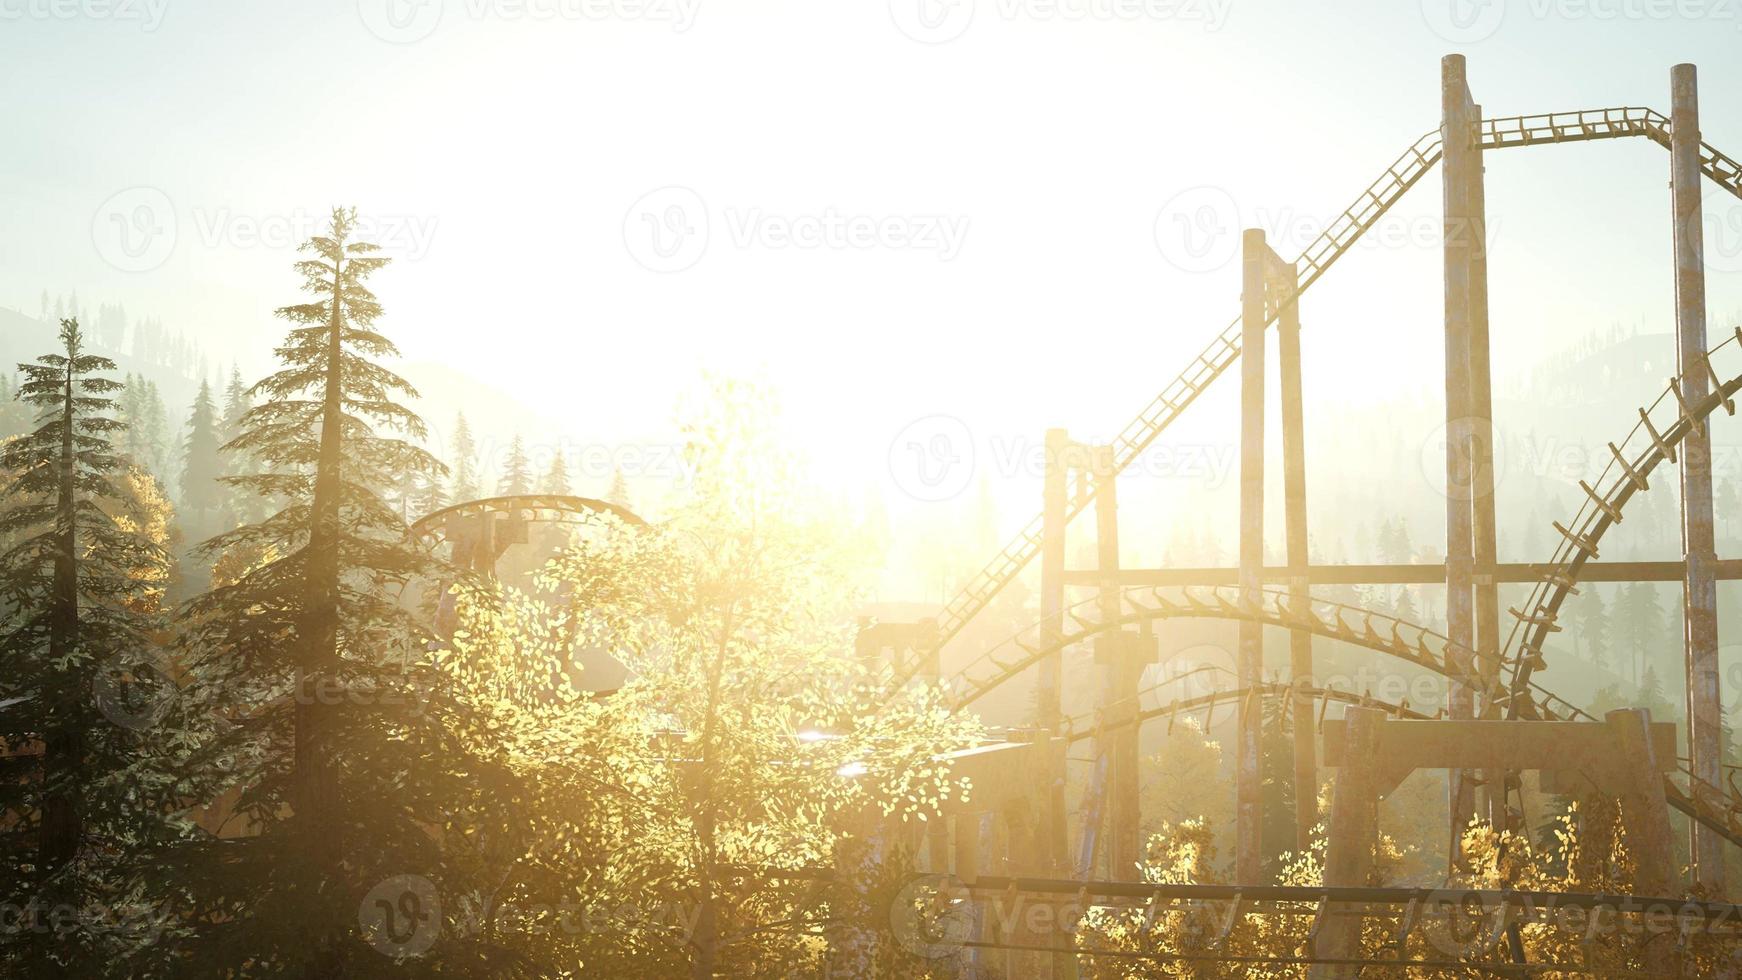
950,583 -> 1742,848
889,106 -> 1742,695
945,584 -> 1504,714
407,493 -> 646,549
1055,681 -> 1436,747
1493,331 -> 1742,840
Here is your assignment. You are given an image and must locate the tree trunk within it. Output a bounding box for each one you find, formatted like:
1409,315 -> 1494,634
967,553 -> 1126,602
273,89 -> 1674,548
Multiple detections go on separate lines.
38,342 -> 84,875
297,262 -> 348,964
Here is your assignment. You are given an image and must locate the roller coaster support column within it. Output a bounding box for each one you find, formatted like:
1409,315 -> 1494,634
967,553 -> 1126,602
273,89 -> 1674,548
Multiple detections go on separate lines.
1465,98 -> 1504,832
1041,428 -> 1070,876
1237,228 -> 1268,885
1671,62 -> 1724,895
1270,252 -> 1318,855
1311,706 -> 1385,980
1441,53 -> 1479,864
1092,446 -> 1145,880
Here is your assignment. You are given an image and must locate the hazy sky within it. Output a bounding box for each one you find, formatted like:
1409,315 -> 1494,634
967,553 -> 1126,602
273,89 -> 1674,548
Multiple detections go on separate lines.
5,0 -> 1742,532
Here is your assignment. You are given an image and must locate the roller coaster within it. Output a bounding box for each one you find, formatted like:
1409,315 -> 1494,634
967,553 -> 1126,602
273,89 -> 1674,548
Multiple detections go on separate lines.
857,56 -> 1742,973
418,58 -> 1742,974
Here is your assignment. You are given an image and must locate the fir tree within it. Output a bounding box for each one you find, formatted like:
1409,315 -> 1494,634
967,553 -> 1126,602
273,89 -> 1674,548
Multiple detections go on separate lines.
179,379 -> 223,519
0,319 -> 176,974
538,447 -> 571,495
175,209 -> 467,974
411,470 -> 448,518
607,466 -> 630,510
450,411 -> 480,502
498,433 -> 531,496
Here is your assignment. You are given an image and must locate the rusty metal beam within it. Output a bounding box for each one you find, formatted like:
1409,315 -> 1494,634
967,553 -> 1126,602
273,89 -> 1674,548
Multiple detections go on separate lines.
1672,62 -> 1725,895
1441,53 -> 1479,862
1063,559 -> 1742,587
1236,228 -> 1267,885
1040,429 -> 1069,881
1273,255 -> 1318,857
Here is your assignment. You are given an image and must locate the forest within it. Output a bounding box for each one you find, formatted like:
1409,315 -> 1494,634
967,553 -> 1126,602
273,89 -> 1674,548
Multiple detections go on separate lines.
0,209 -> 989,977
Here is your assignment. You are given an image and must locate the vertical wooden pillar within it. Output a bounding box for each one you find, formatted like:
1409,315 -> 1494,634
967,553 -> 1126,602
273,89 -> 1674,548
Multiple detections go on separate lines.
1310,706 -> 1386,980
1237,227 -> 1267,884
1275,258 -> 1317,854
1040,428 -> 1069,877
1440,53 -> 1479,863
1670,63 -> 1724,895
1091,449 -> 1142,878
1464,100 -> 1504,831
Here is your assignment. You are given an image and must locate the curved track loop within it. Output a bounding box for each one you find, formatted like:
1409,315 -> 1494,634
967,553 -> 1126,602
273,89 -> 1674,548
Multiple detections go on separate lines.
1057,681 -> 1432,747
894,106 -> 1742,693
408,493 -> 645,550
942,584 -> 1531,714
1502,331 -> 1742,716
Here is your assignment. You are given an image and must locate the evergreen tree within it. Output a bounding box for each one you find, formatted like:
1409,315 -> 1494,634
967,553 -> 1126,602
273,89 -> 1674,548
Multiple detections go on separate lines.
117,374 -> 170,480
1617,582 -> 1667,683
175,209 -> 468,974
411,470 -> 448,518
451,411 -> 480,502
538,447 -> 571,495
219,363 -> 251,449
498,433 -> 531,496
1569,584 -> 1612,669
0,319 -> 177,974
0,372 -> 30,439
607,466 -> 630,510
179,380 -> 223,519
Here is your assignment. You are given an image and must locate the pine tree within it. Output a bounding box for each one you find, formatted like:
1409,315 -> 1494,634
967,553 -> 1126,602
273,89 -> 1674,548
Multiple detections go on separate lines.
607,466 -> 630,510
220,363 -> 250,448
175,209 -> 464,973
498,433 -> 531,496
538,447 -> 571,495
411,470 -> 448,518
117,375 -> 170,480
451,411 -> 480,502
179,380 -> 223,519
0,319 -> 176,973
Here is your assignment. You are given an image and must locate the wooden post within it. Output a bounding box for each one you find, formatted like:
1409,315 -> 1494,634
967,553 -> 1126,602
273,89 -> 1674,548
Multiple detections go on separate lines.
1092,447 -> 1142,880
1274,257 -> 1317,855
1605,709 -> 1677,898
1464,99 -> 1504,831
1440,53 -> 1479,864
1237,228 -> 1267,885
1311,706 -> 1386,980
1040,428 -> 1070,879
1671,62 -> 1724,895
